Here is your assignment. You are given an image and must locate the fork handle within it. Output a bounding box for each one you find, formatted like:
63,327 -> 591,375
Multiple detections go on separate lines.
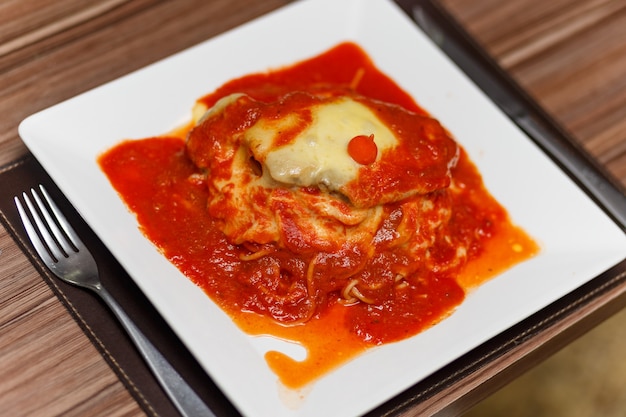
95,285 -> 216,417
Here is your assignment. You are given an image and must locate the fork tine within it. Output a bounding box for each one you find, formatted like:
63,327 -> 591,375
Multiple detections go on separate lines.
32,185 -> 79,256
38,185 -> 84,251
14,194 -> 57,265
24,190 -> 69,261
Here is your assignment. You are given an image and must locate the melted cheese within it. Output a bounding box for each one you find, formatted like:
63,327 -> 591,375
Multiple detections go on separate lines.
244,96 -> 398,191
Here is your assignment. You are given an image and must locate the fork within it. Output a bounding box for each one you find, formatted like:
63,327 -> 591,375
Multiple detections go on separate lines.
15,185 -> 216,417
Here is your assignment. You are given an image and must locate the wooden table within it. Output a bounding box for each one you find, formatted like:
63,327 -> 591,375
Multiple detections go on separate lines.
1,1 -> 624,416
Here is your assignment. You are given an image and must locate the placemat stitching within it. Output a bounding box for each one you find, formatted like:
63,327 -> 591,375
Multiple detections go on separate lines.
0,157 -> 28,174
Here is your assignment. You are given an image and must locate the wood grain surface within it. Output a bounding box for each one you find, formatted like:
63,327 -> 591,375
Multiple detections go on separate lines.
0,1 -> 624,416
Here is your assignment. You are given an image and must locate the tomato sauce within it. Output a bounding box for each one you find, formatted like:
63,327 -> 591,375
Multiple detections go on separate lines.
98,42 -> 538,389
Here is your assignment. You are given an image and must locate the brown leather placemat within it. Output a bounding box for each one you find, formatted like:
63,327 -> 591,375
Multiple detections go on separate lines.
3,153 -> 626,417
0,155 -> 240,417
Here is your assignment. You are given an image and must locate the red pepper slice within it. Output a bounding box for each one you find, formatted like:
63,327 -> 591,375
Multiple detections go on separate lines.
347,134 -> 377,165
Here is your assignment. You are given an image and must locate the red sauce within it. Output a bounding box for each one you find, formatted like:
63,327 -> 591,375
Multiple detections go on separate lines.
98,42 -> 538,389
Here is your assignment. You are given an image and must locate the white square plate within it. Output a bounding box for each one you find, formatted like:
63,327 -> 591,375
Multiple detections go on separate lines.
18,0 -> 626,416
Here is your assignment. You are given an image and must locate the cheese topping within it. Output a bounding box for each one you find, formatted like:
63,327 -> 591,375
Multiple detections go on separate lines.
244,96 -> 398,191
